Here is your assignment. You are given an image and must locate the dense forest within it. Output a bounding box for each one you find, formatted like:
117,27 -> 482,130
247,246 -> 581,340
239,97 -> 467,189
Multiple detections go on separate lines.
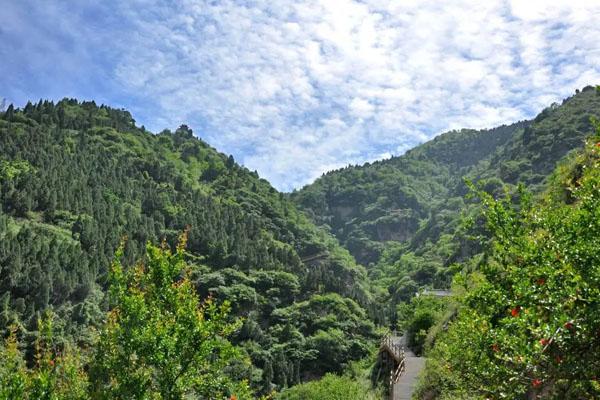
1,86 -> 599,399
0,99 -> 378,397
292,86 -> 600,331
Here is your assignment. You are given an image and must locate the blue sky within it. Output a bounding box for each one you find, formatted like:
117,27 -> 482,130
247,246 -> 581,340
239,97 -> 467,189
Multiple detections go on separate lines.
2,0 -> 600,191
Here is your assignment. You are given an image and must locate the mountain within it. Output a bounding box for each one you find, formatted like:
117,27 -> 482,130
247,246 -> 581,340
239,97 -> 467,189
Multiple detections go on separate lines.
2,86 -> 599,397
0,99 -> 377,393
291,120 -> 525,265
292,86 -> 600,316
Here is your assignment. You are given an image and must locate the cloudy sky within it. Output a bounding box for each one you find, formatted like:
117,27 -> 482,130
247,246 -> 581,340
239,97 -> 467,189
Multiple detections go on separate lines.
2,0 -> 600,190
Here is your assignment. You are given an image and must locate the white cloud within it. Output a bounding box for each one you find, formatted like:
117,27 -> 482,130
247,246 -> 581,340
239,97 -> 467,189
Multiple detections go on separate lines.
5,0 -> 600,191
349,98 -> 375,119
110,0 -> 600,189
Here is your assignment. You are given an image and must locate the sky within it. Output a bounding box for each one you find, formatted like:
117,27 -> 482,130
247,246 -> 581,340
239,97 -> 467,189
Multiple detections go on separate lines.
2,0 -> 600,191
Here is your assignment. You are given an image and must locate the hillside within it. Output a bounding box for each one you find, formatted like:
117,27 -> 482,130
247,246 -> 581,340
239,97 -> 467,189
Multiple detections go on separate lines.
415,123 -> 600,399
1,88 -> 599,398
292,86 -> 600,320
291,121 -> 524,264
0,99 -> 377,393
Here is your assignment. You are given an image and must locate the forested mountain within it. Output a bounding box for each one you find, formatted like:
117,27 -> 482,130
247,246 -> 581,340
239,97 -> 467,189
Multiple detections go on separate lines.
292,86 -> 600,320
291,120 -> 525,265
1,87 -> 599,399
0,99 -> 377,394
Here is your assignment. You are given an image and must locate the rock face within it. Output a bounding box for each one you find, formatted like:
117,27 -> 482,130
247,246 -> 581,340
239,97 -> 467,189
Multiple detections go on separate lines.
371,210 -> 420,242
332,205 -> 354,220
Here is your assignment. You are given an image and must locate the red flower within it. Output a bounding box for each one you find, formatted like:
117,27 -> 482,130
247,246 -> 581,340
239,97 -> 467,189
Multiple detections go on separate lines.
596,142 -> 600,147
532,378 -> 542,388
511,306 -> 520,317
555,355 -> 562,363
536,277 -> 545,285
491,344 -> 500,352
564,321 -> 574,330
230,395 -> 237,400
539,338 -> 550,346
49,359 -> 55,366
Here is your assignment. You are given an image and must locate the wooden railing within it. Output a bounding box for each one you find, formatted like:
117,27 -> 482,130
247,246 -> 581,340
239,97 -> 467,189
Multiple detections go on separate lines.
380,332 -> 406,385
391,359 -> 405,384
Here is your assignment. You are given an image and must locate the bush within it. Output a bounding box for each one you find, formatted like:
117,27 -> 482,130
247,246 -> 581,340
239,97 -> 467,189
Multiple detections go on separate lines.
276,374 -> 371,400
417,132 -> 600,398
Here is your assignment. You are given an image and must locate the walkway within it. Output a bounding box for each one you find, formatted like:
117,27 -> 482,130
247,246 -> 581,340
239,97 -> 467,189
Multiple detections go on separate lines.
392,335 -> 425,400
379,334 -> 425,400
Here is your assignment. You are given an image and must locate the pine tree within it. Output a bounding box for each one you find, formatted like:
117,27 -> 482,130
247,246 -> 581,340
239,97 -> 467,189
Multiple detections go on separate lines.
4,104 -> 14,121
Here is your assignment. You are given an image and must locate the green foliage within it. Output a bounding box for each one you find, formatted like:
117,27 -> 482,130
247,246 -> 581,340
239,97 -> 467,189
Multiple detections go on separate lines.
89,233 -> 249,399
0,317 -> 89,400
0,239 -> 254,400
4,87 -> 599,397
293,87 -> 600,329
271,293 -> 377,372
0,160 -> 33,180
0,99 -> 376,392
397,295 -> 447,355
0,328 -> 28,399
291,121 -> 527,267
275,373 -> 374,400
417,132 -> 600,399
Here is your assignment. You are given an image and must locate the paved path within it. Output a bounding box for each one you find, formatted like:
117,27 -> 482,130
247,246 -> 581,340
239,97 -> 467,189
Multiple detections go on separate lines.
392,336 -> 425,400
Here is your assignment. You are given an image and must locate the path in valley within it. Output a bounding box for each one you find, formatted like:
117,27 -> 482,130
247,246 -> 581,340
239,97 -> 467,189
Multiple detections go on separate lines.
392,335 -> 425,400
385,290 -> 449,399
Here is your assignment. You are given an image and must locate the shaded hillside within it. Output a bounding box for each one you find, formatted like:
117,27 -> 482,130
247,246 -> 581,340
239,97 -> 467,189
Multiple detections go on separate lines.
0,99 -> 377,393
292,86 -> 600,317
291,121 -> 526,266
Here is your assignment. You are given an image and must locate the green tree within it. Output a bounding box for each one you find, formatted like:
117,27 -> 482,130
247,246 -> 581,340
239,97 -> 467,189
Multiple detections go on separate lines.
417,132 -> 600,399
28,316 -> 89,400
226,155 -> 235,169
0,327 -> 27,400
4,104 -> 14,121
0,317 -> 89,400
89,233 -> 251,400
398,295 -> 446,355
276,373 -> 373,400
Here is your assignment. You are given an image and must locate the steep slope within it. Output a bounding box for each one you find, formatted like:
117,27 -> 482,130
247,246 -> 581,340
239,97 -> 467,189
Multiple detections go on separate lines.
415,127 -> 600,399
474,87 -> 600,188
291,121 -> 526,266
292,86 -> 600,316
0,99 -> 376,393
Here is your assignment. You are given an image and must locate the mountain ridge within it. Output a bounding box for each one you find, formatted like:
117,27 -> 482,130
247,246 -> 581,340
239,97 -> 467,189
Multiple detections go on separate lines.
1,85 -> 599,396
291,85 -> 600,320
0,98 -> 377,393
